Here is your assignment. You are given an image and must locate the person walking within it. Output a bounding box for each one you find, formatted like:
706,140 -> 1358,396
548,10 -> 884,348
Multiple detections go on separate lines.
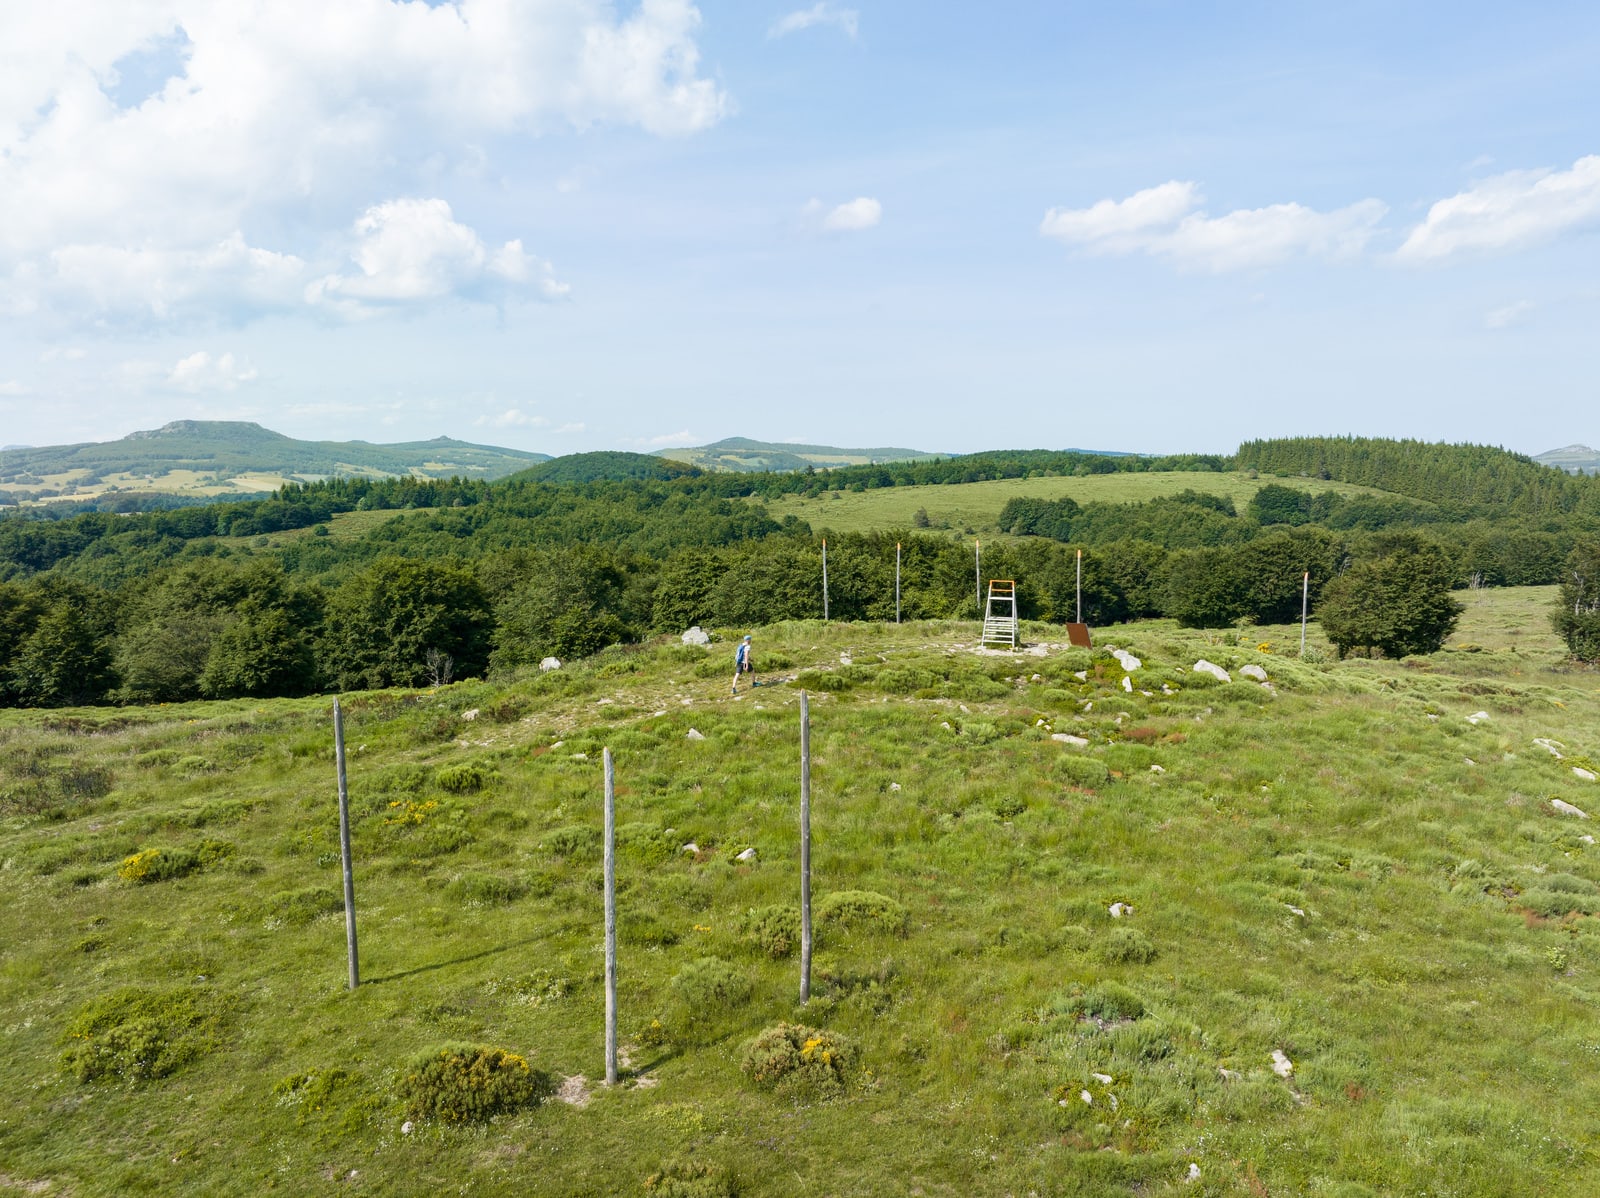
731,634 -> 754,694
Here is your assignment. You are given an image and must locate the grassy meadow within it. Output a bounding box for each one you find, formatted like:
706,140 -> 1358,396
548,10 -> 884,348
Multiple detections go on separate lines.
760,471 -> 1402,538
3,589 -> 1600,1195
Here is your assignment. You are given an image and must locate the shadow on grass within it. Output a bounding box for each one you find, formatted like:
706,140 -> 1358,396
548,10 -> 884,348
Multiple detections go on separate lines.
364,936 -> 540,985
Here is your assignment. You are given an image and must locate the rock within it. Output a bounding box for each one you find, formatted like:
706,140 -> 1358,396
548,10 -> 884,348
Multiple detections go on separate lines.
1110,648 -> 1142,671
1149,764 -> 1165,774
1073,670 -> 1088,681
1575,768 -> 1599,783
1193,659 -> 1231,683
1031,673 -> 1043,682
686,728 -> 705,741
1052,733 -> 1089,746
1092,1072 -> 1113,1085
1534,737 -> 1566,757
1185,1163 -> 1202,1184
735,847 -> 757,862
1550,798 -> 1590,818
401,1121 -> 415,1135
1121,676 -> 1133,692
571,752 -> 588,760
1270,1049 -> 1293,1078
1583,835 -> 1596,845
889,782 -> 902,792
681,842 -> 699,854
1239,664 -> 1268,682
1466,711 -> 1489,724
596,698 -> 614,705
540,657 -> 562,671
1285,904 -> 1306,917
1463,758 -> 1476,766
1079,1089 -> 1093,1105
1217,1068 -> 1241,1082
1108,902 -> 1131,918
681,626 -> 711,646
940,721 -> 953,731
1161,683 -> 1176,694
461,708 -> 479,721
959,704 -> 970,713
840,653 -> 853,665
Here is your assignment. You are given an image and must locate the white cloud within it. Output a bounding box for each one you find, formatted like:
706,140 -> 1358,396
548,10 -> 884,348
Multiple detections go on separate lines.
806,196 -> 881,232
1041,181 -> 1386,271
1398,155 -> 1600,261
480,408 -> 549,428
1485,301 -> 1534,329
307,198 -> 568,314
0,380 -> 31,396
0,1 -> 726,323
631,429 -> 697,447
769,3 -> 859,39
166,350 -> 258,392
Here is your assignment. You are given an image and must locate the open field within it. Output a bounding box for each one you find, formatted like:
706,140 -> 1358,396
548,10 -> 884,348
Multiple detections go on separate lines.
216,507 -> 440,548
760,472 -> 1407,537
3,588 -> 1600,1195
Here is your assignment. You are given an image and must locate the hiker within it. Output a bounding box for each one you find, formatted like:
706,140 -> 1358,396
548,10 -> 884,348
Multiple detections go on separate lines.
732,634 -> 754,693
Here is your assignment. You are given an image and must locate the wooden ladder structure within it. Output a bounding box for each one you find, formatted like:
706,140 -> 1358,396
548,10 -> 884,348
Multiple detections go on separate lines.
980,579 -> 1018,649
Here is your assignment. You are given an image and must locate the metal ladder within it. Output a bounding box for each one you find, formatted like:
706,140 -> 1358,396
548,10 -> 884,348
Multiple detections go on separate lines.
980,579 -> 1018,649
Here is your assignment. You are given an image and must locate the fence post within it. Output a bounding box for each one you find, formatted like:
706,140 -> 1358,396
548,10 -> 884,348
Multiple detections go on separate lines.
333,698 -> 359,991
1300,572 -> 1309,657
821,539 -> 829,621
799,691 -> 812,1005
974,539 -> 981,615
603,747 -> 618,1085
1076,548 -> 1082,624
895,542 -> 902,624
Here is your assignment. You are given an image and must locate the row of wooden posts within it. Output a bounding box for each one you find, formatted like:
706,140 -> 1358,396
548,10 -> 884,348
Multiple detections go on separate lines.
822,539 -> 1087,624
331,691 -> 818,1086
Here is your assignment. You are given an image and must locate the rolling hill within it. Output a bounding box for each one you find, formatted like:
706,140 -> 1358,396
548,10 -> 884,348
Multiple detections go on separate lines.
1535,444 -> 1600,475
656,437 -> 944,472
0,420 -> 549,504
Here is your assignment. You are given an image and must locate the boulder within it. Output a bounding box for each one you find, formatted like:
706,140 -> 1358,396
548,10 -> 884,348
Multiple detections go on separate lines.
1121,676 -> 1133,692
735,846 -> 757,862
1108,902 -> 1131,918
1239,664 -> 1268,682
685,728 -> 705,741
681,626 -> 710,646
540,657 -> 561,671
1575,768 -> 1599,783
681,842 -> 699,854
1193,659 -> 1231,683
1270,1050 -> 1293,1078
1551,798 -> 1590,818
1110,648 -> 1142,671
1534,737 -> 1566,758
1466,711 -> 1490,725
1052,733 -> 1089,746
460,708 -> 479,721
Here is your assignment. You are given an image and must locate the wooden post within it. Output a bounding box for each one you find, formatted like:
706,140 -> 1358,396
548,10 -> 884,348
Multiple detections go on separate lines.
974,539 -> 981,615
821,539 -> 829,621
603,747 -> 618,1085
333,698 -> 359,991
1076,548 -> 1083,624
799,691 -> 812,1005
895,542 -> 902,624
1300,572 -> 1309,657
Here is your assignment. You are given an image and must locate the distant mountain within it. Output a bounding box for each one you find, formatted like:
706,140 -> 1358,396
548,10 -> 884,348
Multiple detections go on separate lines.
512,451 -> 701,485
1534,444 -> 1600,475
0,419 -> 549,503
657,437 -> 943,473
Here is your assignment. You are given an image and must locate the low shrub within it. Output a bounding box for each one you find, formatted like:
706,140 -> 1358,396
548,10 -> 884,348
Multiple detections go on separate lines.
545,825 -> 601,860
739,905 -> 802,958
617,821 -> 675,866
118,847 -> 201,885
1056,981 -> 1146,1023
436,762 -> 498,794
817,890 -> 908,935
447,872 -> 528,906
643,1160 -> 739,1197
1056,756 -> 1111,790
61,986 -> 238,1083
669,958 -> 751,1014
398,1043 -> 552,1124
268,887 -> 345,925
1096,926 -> 1158,965
740,1023 -> 857,1093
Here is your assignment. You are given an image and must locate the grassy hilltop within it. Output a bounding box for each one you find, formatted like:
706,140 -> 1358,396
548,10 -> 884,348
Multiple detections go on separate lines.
4,587 -> 1600,1195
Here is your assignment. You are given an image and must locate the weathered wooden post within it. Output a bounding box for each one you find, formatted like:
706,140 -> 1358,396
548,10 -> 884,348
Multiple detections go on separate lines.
799,691 -> 812,1005
333,698 -> 360,991
974,539 -> 981,615
1300,572 -> 1309,656
895,542 -> 902,625
603,747 -> 618,1085
821,539 -> 830,621
1076,548 -> 1083,624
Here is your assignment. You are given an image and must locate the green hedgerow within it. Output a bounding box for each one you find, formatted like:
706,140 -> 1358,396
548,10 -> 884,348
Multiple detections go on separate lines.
118,847 -> 201,884
740,1023 -> 857,1094
738,905 -> 802,958
398,1043 -> 552,1124
1096,926 -> 1159,965
816,889 -> 908,935
61,986 -> 238,1083
643,1159 -> 739,1197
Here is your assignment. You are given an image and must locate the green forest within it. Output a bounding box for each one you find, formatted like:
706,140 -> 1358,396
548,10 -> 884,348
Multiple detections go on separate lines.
3,437 -> 1599,707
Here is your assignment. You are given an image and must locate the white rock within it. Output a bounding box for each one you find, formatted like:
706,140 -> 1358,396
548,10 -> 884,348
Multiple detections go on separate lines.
1110,649 -> 1142,671
686,728 -> 705,741
680,697 -> 693,705
1463,758 -> 1476,766
1052,733 -> 1089,746
1080,1090 -> 1093,1105
681,626 -> 710,646
1217,1068 -> 1241,1082
1193,659 -> 1231,683
681,843 -> 699,854
888,783 -> 902,793
1466,711 -> 1490,725
461,708 -> 479,721
1036,718 -> 1048,727
1239,664 -> 1268,682
1575,768 -> 1599,783
1031,673 -> 1043,682
540,657 -> 562,671
1185,1163 -> 1201,1184
401,1120 -> 415,1135
1533,737 -> 1566,758
1270,1049 -> 1293,1078
1073,670 -> 1088,681
596,698 -> 614,706
1583,835 -> 1596,845
1121,676 -> 1133,692
1108,902 -> 1131,918
1162,683 -> 1176,695
1285,904 -> 1306,917
941,721 -> 953,731
1082,701 -> 1093,712
551,740 -> 564,749
1149,764 -> 1165,774
1550,798 -> 1590,818
959,704 -> 970,713
571,752 -> 588,760
736,847 -> 757,862
1092,1072 -> 1113,1085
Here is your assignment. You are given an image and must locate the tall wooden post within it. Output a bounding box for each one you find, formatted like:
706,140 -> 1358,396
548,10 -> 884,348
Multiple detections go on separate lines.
333,699 -> 359,991
1300,572 -> 1309,657
799,691 -> 812,1005
603,747 -> 618,1085
821,539 -> 829,621
895,542 -> 902,624
1076,548 -> 1083,624
974,539 -> 982,615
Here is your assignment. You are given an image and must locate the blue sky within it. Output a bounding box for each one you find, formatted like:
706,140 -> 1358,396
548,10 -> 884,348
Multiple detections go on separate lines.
2,1 -> 1597,456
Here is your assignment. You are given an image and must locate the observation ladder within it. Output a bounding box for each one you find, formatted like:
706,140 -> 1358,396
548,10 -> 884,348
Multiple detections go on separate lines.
980,580 -> 1019,649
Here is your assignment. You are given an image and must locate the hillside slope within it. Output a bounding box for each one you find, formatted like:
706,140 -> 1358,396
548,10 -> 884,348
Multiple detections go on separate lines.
658,437 -> 943,472
1,590 -> 1597,1195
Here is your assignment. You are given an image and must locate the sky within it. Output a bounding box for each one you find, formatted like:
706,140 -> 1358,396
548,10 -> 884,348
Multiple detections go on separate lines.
2,1 -> 1598,458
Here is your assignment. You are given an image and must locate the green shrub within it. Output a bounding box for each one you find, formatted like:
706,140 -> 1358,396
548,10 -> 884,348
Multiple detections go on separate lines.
1056,982 -> 1146,1022
643,1160 -> 739,1197
545,825 -> 601,860
1096,926 -> 1158,965
436,762 -> 498,794
398,1043 -> 552,1124
118,847 -> 201,884
669,958 -> 751,1014
739,905 -> 802,958
61,986 -> 238,1083
617,821 -> 675,866
817,889 -> 908,935
740,1023 -> 857,1093
1055,755 -> 1111,789
621,912 -> 681,947
447,872 -> 528,906
268,887 -> 345,925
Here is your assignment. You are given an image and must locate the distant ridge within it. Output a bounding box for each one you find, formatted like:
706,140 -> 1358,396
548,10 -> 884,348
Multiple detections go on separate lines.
656,437 -> 944,473
1534,444 -> 1600,475
0,419 -> 549,504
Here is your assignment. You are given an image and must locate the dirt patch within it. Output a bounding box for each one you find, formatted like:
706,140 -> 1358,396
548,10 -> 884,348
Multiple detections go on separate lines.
555,1074 -> 593,1108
